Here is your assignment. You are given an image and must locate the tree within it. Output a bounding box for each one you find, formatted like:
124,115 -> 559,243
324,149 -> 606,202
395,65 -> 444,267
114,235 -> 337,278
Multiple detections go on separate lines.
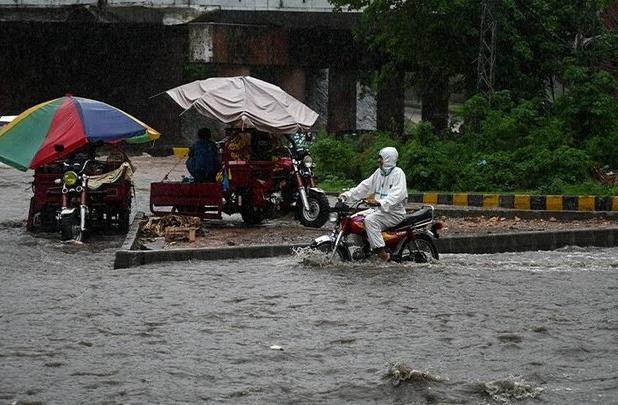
330,0 -> 480,132
331,0 -> 616,134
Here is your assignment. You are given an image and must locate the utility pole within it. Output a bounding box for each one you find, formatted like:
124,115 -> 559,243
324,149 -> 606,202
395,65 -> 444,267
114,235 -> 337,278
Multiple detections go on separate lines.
477,0 -> 497,98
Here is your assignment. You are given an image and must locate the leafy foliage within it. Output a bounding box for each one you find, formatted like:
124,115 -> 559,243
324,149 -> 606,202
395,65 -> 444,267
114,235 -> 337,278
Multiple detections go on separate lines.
316,0 -> 618,194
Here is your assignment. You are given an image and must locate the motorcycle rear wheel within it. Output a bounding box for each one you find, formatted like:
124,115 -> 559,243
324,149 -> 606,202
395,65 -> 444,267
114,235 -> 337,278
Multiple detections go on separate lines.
403,234 -> 439,263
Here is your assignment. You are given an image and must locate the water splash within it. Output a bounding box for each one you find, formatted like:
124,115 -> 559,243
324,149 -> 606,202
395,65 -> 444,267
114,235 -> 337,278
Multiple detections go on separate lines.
0,220 -> 24,229
480,377 -> 543,402
292,246 -> 399,269
385,362 -> 443,386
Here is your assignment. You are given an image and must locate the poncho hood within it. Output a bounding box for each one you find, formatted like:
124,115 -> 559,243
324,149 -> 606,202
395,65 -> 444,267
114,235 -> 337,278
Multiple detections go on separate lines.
379,147 -> 398,173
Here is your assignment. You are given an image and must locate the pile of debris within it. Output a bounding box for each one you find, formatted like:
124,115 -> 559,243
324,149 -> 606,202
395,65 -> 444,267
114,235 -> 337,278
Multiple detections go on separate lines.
141,214 -> 202,242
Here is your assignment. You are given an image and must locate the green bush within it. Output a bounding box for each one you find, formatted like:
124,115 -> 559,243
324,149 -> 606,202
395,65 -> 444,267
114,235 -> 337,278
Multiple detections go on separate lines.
514,145 -> 591,189
457,151 -> 520,192
555,67 -> 618,145
310,134 -> 359,181
310,70 -> 616,195
584,128 -> 618,168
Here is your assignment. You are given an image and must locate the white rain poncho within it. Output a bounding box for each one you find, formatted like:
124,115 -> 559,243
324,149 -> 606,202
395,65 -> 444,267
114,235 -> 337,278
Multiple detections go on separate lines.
342,147 -> 408,249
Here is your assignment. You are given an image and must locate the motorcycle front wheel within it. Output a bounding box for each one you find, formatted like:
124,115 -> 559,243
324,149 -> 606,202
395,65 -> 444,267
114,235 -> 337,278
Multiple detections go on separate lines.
298,193 -> 330,228
60,212 -> 85,242
402,234 -> 439,263
313,241 -> 351,262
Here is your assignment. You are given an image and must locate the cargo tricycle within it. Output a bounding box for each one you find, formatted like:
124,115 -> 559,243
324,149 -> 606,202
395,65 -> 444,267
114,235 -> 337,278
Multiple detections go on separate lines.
27,148 -> 134,240
150,130 -> 330,227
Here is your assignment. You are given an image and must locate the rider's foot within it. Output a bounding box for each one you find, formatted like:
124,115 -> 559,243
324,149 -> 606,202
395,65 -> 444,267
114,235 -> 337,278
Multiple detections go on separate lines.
375,248 -> 391,262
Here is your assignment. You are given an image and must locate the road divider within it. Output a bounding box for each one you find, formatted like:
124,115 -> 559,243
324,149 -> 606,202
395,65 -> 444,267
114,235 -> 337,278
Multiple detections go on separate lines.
114,212 -> 618,268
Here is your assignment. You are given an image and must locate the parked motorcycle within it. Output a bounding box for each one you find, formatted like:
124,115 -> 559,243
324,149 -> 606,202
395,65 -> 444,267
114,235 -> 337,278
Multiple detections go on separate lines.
54,159 -> 132,241
311,199 -> 443,262
285,135 -> 330,227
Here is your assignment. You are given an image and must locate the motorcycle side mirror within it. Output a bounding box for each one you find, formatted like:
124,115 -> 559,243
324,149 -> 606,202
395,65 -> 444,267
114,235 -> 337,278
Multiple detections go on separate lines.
54,144 -> 65,152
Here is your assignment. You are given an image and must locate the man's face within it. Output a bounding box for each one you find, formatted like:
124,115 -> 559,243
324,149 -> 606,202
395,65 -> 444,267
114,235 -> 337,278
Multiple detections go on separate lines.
378,154 -> 383,169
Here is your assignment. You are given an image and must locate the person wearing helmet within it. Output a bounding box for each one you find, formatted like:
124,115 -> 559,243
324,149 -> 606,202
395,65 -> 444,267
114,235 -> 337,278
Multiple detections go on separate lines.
339,147 -> 407,261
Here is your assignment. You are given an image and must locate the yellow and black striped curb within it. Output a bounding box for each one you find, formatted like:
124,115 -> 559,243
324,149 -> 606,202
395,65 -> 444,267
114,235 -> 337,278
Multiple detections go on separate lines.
408,193 -> 618,212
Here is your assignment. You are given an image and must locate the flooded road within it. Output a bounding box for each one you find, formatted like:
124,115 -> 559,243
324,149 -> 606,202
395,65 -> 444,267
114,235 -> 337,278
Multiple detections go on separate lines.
1,157 -> 617,404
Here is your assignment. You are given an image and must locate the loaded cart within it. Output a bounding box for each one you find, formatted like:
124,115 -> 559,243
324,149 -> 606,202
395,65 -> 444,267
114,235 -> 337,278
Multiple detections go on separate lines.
150,76 -> 330,227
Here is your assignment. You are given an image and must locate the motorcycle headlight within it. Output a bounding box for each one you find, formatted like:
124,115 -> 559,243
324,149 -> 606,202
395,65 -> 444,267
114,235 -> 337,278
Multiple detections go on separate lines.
63,171 -> 78,186
303,155 -> 313,168
329,212 -> 339,222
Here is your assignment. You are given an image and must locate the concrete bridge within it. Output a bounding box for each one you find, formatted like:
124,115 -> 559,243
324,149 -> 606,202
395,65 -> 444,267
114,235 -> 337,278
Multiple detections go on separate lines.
0,0 -> 405,144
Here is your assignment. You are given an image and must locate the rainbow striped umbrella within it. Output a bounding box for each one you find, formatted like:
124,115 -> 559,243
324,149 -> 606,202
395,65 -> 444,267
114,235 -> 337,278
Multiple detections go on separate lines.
0,96 -> 160,171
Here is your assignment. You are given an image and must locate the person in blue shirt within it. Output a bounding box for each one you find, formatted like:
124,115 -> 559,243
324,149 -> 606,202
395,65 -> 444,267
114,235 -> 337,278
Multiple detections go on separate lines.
186,128 -> 219,182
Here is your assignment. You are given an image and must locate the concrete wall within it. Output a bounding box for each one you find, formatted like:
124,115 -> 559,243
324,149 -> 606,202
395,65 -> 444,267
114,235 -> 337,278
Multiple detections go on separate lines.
0,22 -> 188,146
0,0 -> 337,12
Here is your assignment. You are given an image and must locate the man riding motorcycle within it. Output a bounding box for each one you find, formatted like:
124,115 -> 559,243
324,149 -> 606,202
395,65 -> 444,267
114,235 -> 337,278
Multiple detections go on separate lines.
338,147 -> 407,261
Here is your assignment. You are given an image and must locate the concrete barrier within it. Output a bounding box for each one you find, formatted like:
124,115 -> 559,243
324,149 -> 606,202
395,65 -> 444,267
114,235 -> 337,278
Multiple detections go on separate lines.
407,192 -> 618,212
436,227 -> 618,254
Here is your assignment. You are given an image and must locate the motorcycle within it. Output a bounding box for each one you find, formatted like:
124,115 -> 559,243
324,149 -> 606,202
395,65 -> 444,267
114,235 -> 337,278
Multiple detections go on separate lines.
53,159 -> 132,241
276,133 -> 330,227
311,199 -> 443,263
220,131 -> 330,227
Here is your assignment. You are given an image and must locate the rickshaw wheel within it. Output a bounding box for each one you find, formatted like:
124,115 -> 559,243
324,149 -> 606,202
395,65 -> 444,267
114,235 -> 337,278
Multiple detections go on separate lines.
241,205 -> 265,225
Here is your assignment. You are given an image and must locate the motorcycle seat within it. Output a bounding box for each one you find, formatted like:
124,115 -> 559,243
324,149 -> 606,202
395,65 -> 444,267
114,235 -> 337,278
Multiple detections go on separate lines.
388,207 -> 433,230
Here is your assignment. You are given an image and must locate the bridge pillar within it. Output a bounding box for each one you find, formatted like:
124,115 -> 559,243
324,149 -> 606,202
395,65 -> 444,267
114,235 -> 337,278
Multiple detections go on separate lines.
327,68 -> 356,133
280,67 -> 306,102
377,71 -> 405,135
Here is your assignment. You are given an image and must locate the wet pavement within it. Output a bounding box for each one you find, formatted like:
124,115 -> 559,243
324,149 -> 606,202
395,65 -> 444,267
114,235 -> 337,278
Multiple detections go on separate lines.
1,156 -> 617,404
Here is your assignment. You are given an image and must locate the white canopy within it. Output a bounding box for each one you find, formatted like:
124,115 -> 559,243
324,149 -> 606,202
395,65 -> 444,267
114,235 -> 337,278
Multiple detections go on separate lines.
165,76 -> 319,134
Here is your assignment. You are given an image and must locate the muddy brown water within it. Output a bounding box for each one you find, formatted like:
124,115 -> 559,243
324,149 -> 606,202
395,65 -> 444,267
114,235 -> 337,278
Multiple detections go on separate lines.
1,157 -> 617,404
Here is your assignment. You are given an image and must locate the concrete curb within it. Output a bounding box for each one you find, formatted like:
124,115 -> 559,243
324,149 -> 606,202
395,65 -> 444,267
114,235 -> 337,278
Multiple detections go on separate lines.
326,191 -> 618,213
113,214 -> 618,268
436,227 -> 618,254
115,243 -> 307,269
114,211 -> 145,269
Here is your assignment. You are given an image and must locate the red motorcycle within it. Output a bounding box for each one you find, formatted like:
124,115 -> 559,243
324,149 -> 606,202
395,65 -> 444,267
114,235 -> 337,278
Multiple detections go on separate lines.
27,155 -> 133,241
311,199 -> 443,263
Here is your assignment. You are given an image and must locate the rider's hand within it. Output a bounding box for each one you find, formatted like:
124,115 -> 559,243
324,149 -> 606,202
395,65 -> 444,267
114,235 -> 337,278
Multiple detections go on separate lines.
366,194 -> 380,206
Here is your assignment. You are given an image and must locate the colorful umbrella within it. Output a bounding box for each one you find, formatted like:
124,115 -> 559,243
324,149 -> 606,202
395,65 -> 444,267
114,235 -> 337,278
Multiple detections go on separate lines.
0,96 -> 160,171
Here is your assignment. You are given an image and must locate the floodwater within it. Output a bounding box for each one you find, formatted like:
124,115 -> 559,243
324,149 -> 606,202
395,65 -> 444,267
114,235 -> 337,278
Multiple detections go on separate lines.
1,157 -> 617,404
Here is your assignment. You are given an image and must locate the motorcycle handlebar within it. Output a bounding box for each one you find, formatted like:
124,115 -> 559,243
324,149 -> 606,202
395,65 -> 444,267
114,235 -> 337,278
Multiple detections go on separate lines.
63,159 -> 92,172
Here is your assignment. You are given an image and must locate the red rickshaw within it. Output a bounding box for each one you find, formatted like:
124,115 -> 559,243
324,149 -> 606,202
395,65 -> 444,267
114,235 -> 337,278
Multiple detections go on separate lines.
150,76 -> 330,228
